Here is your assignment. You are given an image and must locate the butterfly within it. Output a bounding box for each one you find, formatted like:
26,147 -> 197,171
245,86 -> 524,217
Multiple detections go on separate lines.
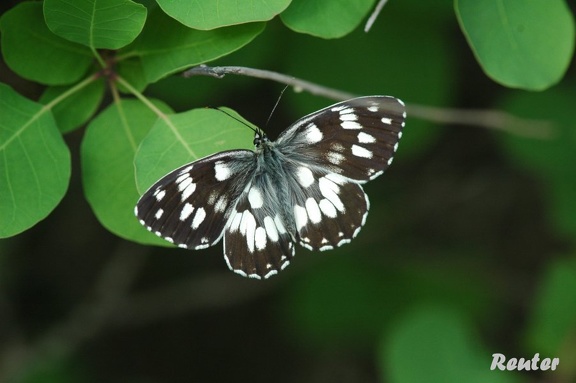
135,96 -> 406,279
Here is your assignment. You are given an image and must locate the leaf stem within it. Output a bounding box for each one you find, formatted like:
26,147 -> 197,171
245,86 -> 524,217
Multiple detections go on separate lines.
41,74 -> 99,111
115,76 -> 196,157
115,76 -> 167,119
91,47 -> 107,68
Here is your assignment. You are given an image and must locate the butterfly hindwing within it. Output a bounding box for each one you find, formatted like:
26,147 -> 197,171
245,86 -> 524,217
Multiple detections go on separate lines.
276,96 -> 405,182
284,165 -> 370,251
135,150 -> 255,249
223,182 -> 296,279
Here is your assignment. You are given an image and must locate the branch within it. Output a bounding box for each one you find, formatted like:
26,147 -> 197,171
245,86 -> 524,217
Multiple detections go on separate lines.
364,0 -> 390,32
183,65 -> 555,139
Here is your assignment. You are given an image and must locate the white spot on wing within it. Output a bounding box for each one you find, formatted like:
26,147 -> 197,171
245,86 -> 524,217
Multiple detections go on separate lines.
255,227 -> 267,251
264,269 -> 278,279
248,187 -> 264,208
357,132 -> 376,143
351,144 -> 373,159
181,182 -> 196,201
240,211 -> 256,253
331,143 -> 345,152
367,106 -> 378,112
304,123 -> 323,144
327,151 -> 344,165
214,161 -> 231,181
154,189 -> 166,201
215,197 -> 228,212
191,207 -> 206,229
341,121 -> 363,130
305,198 -> 322,224
319,199 -> 337,218
339,107 -> 354,114
381,117 -> 392,125
331,105 -> 347,112
155,208 -> 164,219
263,216 -> 279,242
296,166 -> 315,188
339,113 -> 357,121
294,205 -> 308,230
177,176 -> 192,191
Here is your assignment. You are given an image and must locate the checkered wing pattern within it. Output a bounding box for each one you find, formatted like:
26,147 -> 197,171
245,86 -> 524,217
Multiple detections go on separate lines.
135,151 -> 254,250
276,96 -> 405,182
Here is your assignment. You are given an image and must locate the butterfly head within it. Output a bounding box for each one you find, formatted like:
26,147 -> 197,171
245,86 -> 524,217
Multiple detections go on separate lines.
253,131 -> 270,149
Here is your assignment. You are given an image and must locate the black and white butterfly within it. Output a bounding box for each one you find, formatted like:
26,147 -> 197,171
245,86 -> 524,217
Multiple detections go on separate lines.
135,96 -> 406,279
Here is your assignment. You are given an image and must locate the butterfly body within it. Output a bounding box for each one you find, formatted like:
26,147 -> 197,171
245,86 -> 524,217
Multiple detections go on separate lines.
136,96 -> 406,279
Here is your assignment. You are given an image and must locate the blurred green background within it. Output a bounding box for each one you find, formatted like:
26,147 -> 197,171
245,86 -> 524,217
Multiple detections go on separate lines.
1,0 -> 576,382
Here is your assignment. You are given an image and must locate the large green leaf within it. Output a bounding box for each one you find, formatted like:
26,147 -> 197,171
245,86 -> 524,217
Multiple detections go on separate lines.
156,0 -> 290,30
44,0 -> 147,49
380,306 -> 517,383
81,99 -> 173,245
455,0 -> 575,90
121,9 -> 265,83
0,84 -> 71,238
0,2 -> 93,85
40,78 -> 105,133
281,0 -> 375,38
134,108 -> 254,195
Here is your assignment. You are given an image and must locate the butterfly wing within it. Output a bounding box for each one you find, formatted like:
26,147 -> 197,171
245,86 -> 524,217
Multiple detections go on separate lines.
281,164 -> 370,251
135,150 -> 255,249
276,96 -> 405,183
223,181 -> 296,279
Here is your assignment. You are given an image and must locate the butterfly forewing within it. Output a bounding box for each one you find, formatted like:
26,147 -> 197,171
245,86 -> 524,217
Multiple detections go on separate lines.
276,96 -> 405,182
135,150 -> 255,249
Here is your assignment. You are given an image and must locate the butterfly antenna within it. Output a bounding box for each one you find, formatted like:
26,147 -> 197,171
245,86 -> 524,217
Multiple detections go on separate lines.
265,85 -> 289,130
208,106 -> 261,135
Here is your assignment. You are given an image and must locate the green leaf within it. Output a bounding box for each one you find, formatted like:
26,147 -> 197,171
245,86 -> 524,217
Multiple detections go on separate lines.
455,0 -> 575,90
81,99 -> 173,245
156,0 -> 290,30
0,2 -> 93,86
380,306 -> 517,383
281,0 -> 375,38
525,258 -> 576,359
134,108 -> 254,195
0,83 -> 71,238
121,9 -> 265,83
498,86 -> 576,237
44,0 -> 147,49
40,78 -> 105,133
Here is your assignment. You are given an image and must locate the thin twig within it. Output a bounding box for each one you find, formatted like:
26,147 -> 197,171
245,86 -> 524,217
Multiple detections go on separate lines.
184,65 -> 355,100
183,65 -> 555,139
365,0 -> 390,32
